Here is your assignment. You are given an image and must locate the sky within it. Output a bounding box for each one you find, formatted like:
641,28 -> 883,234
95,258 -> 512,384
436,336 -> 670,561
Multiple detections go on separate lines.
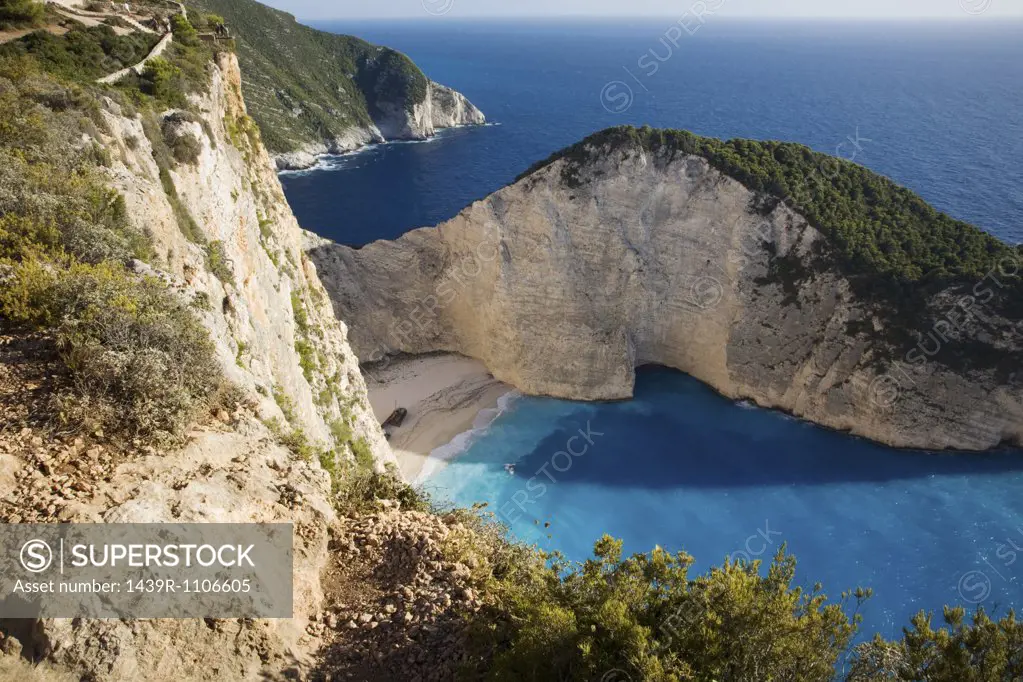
261,0 -> 1022,20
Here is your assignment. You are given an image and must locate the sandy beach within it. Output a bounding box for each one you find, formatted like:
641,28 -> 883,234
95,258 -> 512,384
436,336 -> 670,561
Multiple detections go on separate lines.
365,353 -> 512,482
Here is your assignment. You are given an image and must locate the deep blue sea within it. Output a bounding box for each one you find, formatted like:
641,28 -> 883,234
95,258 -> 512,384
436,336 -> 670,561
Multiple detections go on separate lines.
279,20 -> 1023,640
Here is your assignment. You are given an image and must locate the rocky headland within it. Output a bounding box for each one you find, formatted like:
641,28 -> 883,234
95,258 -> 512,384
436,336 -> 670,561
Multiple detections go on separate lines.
2,2 -> 1022,678
310,127 -> 1023,453
189,0 -> 486,171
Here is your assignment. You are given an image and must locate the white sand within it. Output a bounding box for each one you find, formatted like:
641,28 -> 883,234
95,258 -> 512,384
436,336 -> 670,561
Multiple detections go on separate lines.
366,353 -> 511,482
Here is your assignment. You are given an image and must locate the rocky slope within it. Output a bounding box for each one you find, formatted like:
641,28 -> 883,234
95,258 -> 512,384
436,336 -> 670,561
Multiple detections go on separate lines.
189,0 -> 485,170
0,51 -> 395,679
310,129 -> 1023,453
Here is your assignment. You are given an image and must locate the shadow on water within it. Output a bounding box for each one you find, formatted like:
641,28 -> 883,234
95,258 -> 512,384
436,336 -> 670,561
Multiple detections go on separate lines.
460,366 -> 1023,490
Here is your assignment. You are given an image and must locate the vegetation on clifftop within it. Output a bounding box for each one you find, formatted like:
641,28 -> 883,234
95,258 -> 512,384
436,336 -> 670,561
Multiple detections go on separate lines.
0,0 -> 46,30
521,126 -> 1021,301
187,0 -> 430,153
0,23 -> 159,81
0,16 -> 232,439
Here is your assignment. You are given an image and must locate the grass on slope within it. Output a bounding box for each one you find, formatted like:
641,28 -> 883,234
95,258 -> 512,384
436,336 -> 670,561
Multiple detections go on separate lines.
187,0 -> 429,154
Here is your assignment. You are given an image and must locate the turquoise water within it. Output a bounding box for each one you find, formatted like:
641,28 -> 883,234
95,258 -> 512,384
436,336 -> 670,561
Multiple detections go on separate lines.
277,20 -> 1023,638
423,369 -> 1023,639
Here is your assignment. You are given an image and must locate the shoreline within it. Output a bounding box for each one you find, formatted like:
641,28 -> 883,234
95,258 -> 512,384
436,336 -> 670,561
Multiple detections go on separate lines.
365,352 -> 513,482
276,123 -> 500,175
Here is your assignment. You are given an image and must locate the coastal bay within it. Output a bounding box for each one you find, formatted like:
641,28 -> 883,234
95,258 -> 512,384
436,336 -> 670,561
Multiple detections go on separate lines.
365,353 -> 512,481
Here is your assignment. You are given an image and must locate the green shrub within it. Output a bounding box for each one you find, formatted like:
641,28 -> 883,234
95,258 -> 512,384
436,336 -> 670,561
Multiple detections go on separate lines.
193,12 -> 225,31
272,385 -> 297,423
350,437 -> 373,471
295,338 -> 317,382
162,119 -> 203,165
849,607 -> 1023,681
0,259 -> 228,438
468,534 -> 864,682
328,416 -> 352,446
103,15 -> 133,29
0,0 -> 45,30
204,240 -> 233,285
140,56 -> 185,108
170,14 -> 200,46
0,25 -> 159,82
290,290 -> 309,333
334,465 -> 430,515
191,290 -> 211,311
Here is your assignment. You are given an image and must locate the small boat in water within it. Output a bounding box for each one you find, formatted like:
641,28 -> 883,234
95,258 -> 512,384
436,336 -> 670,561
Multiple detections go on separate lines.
504,463 -> 516,475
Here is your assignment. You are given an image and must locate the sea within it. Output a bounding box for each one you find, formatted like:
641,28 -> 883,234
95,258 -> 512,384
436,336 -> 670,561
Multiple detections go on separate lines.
278,18 -> 1023,641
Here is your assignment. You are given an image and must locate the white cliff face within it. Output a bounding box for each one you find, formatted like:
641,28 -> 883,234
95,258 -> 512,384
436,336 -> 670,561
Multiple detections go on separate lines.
104,52 -> 390,464
426,80 -> 487,129
274,80 -> 485,170
310,143 -> 1023,453
29,53 -> 394,679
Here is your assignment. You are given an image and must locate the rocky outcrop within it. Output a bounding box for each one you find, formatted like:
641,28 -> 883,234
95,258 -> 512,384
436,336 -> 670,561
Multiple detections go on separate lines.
103,52 -> 390,462
277,80 -> 486,171
0,52 -> 395,679
187,0 -> 486,171
427,81 -> 487,130
313,504 -> 484,680
381,79 -> 486,140
310,136 -> 1023,452
274,126 -> 385,171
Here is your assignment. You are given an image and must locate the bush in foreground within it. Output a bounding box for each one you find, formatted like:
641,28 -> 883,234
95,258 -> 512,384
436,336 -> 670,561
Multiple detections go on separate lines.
0,259 -> 230,437
339,473 -> 1023,681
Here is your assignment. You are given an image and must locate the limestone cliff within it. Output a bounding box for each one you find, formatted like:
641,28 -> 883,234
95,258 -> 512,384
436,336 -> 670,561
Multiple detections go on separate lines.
371,79 -> 487,144
188,0 -> 486,171
310,130 -> 1023,453
5,52 -> 394,679
103,52 -> 390,464
275,79 -> 486,171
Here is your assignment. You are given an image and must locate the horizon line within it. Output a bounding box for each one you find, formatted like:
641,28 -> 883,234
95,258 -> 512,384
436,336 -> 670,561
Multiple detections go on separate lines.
299,14 -> 1023,22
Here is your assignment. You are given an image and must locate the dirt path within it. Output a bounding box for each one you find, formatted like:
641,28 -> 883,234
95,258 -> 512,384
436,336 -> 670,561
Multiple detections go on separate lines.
0,27 -> 38,44
48,0 -> 157,34
96,29 -> 172,84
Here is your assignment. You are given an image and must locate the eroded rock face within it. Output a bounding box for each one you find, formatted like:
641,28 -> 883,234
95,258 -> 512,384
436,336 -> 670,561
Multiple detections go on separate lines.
426,81 -> 487,130
310,144 -> 1023,452
376,80 -> 487,142
273,80 -> 485,170
6,53 -> 395,679
103,52 -> 390,463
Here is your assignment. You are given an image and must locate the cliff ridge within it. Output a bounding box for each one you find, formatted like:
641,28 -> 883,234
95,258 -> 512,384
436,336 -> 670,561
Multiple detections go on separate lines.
310,127 -> 1023,452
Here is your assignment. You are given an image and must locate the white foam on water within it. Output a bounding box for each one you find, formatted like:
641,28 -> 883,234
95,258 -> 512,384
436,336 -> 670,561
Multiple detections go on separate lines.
277,124 -> 497,177
415,390 -> 520,484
